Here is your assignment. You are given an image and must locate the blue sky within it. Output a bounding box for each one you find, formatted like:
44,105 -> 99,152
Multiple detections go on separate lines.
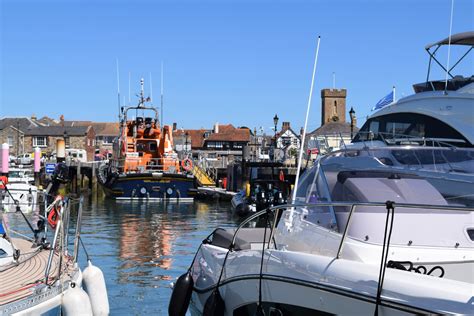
1,0 -> 473,133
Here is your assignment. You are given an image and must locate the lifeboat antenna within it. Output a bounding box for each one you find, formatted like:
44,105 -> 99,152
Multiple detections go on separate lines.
128,72 -> 131,106
292,36 -> 321,204
444,0 -> 455,95
149,72 -> 153,104
116,59 -> 121,120
140,78 -> 145,108
161,62 -> 164,127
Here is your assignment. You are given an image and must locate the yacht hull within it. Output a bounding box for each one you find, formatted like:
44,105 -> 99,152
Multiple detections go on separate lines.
189,242 -> 472,315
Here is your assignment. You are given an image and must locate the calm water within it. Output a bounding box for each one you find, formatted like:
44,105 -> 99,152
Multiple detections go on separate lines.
7,197 -> 238,315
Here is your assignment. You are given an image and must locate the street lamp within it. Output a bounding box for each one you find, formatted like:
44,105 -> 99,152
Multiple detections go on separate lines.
349,107 -> 355,139
63,130 -> 69,148
184,131 -> 189,155
273,114 -> 279,161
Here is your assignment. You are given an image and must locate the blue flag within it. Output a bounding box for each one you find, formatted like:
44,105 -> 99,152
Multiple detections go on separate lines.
372,91 -> 394,111
0,221 -> 5,235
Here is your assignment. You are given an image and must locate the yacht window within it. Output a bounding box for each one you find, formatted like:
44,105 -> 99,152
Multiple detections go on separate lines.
0,248 -> 6,257
353,113 -> 469,146
149,142 -> 157,151
467,228 -> 474,241
369,120 -> 380,135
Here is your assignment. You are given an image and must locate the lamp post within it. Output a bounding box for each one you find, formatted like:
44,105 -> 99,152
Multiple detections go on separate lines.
349,107 -> 355,139
273,114 -> 279,161
184,131 -> 189,155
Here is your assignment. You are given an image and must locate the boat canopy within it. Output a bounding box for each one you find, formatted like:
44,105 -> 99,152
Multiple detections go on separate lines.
425,31 -> 474,49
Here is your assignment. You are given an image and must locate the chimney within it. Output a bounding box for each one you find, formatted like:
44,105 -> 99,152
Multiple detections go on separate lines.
172,122 -> 177,131
31,114 -> 37,121
282,122 -> 290,131
300,127 -> 304,136
214,122 -> 219,134
60,115 -> 65,127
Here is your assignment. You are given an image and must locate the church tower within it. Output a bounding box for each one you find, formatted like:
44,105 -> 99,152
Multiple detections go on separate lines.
321,89 -> 347,126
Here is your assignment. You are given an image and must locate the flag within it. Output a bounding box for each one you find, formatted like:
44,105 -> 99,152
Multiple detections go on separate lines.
0,221 -> 5,235
372,91 -> 394,111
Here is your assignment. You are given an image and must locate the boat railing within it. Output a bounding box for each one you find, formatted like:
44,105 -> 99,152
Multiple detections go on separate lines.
318,145 -> 474,174
114,157 -> 189,174
349,131 -> 466,148
1,192 -> 81,285
230,201 -> 474,255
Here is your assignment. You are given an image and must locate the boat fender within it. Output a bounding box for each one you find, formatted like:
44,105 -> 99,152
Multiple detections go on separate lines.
166,187 -> 173,197
62,282 -> 93,316
48,207 -> 59,229
140,187 -> 147,195
203,289 -> 225,316
82,260 -> 110,316
168,271 -> 194,316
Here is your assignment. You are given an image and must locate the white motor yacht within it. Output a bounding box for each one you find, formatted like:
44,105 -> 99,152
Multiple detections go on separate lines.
352,31 -> 474,148
169,146 -> 473,315
1,168 -> 38,213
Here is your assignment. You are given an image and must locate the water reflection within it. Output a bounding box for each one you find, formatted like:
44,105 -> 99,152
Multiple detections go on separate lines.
105,199 -> 235,313
4,197 -> 236,314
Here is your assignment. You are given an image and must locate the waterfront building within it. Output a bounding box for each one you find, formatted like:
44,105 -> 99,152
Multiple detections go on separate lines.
274,121 -> 302,165
0,116 -> 96,160
306,88 -> 358,154
173,123 -> 251,167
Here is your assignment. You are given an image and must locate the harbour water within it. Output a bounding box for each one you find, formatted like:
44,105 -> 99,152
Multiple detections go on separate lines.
7,197 -> 238,315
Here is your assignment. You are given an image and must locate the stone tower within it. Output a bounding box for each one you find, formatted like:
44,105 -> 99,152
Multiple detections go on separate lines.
321,89 -> 347,126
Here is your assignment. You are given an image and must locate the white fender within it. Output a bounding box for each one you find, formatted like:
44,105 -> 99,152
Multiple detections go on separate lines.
62,282 -> 93,315
83,260 -> 110,316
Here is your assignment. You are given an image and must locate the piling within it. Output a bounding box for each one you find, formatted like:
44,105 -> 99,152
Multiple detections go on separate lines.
76,162 -> 81,194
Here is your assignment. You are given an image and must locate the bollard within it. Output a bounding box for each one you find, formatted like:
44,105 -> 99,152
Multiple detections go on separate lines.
34,147 -> 41,186
56,139 -> 65,163
1,143 -> 9,176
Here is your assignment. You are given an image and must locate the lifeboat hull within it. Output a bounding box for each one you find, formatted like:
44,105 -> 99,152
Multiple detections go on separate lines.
99,172 -> 197,200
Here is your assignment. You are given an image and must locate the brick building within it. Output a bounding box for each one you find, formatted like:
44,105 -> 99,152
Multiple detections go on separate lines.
26,126 -> 96,161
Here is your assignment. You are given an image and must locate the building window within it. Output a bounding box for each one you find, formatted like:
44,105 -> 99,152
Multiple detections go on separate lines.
7,136 -> 13,147
65,136 -> 70,148
33,136 -> 47,147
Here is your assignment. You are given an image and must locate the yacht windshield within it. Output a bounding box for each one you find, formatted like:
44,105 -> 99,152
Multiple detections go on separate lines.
353,113 -> 470,147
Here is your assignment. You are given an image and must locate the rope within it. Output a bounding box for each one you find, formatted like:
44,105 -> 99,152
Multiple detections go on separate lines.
374,201 -> 395,316
78,235 -> 91,262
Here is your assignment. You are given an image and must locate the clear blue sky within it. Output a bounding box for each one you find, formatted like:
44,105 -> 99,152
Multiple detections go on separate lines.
1,0 -> 473,133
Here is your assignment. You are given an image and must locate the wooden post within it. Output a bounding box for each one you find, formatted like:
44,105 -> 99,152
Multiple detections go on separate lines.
92,162 -> 97,194
77,162 -> 81,193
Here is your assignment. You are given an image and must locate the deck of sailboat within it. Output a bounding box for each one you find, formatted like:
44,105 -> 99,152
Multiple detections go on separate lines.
0,237 -> 70,306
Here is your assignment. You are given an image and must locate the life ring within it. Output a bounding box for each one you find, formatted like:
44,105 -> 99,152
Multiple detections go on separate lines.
48,207 -> 59,229
181,158 -> 193,171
